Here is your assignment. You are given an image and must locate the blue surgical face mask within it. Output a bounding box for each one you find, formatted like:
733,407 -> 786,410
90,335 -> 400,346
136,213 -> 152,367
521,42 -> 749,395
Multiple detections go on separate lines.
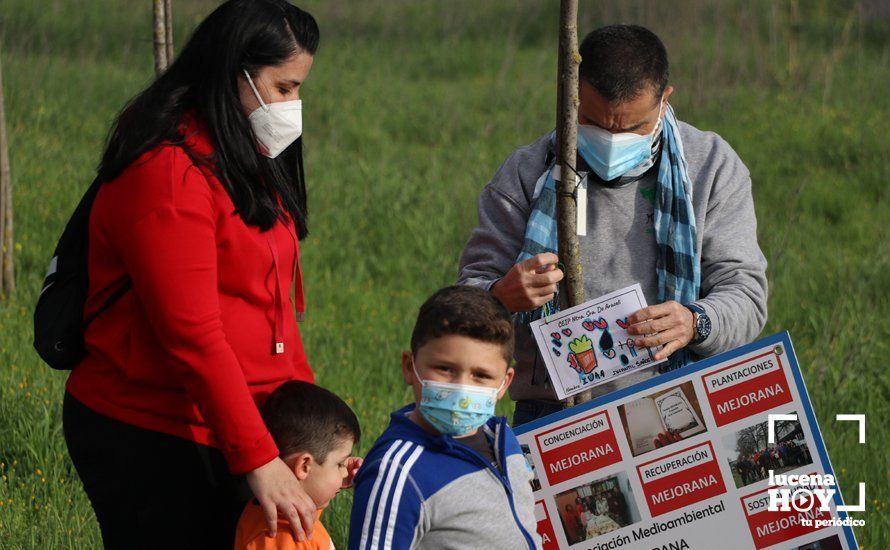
577,100 -> 665,181
412,360 -> 505,437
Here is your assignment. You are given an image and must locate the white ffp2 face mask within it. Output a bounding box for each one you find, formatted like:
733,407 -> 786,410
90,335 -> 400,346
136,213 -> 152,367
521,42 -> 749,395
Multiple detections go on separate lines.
243,69 -> 302,159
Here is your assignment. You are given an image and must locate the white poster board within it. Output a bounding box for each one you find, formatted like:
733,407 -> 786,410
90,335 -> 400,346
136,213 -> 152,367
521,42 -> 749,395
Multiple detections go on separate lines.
516,332 -> 859,550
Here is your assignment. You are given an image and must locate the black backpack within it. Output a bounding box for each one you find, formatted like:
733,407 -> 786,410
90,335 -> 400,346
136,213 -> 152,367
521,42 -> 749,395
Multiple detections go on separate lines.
33,178 -> 131,370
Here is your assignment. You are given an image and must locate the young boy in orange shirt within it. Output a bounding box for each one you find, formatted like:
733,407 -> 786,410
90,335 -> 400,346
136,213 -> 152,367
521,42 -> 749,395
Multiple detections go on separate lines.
235,381 -> 361,549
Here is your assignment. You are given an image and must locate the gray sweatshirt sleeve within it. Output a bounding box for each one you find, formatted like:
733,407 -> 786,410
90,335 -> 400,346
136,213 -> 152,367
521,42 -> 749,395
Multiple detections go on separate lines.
688,133 -> 769,357
457,137 -> 549,290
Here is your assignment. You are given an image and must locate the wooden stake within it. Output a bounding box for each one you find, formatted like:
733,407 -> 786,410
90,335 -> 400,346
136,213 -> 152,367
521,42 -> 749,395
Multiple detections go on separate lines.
0,46 -> 15,296
555,0 -> 585,407
164,0 -> 174,65
153,0 -> 168,75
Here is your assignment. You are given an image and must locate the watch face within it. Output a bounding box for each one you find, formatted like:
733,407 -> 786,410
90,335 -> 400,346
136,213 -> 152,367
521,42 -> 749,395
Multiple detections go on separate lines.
697,314 -> 712,340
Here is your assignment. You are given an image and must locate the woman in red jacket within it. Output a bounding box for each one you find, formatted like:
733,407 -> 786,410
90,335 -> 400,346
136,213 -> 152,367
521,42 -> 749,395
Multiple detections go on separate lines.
63,1 -> 324,547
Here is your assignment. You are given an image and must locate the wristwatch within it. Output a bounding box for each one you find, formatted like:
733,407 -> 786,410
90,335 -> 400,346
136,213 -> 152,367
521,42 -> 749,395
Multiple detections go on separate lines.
686,303 -> 711,345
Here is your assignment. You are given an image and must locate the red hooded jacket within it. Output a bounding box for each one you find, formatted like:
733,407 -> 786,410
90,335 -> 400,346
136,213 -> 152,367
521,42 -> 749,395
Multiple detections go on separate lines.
66,117 -> 312,474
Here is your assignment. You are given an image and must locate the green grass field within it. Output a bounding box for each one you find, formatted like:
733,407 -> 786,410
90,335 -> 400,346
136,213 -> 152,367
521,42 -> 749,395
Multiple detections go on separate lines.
1,0 -> 888,547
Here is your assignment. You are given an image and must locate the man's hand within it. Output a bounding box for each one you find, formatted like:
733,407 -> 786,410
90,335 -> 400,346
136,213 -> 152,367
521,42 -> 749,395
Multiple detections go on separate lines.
490,253 -> 564,312
246,457 -> 317,542
627,301 -> 695,360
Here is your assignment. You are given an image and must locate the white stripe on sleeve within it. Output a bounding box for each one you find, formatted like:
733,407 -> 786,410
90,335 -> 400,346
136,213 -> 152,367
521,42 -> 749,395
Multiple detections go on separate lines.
369,441 -> 416,549
382,445 -> 424,550
359,440 -> 406,550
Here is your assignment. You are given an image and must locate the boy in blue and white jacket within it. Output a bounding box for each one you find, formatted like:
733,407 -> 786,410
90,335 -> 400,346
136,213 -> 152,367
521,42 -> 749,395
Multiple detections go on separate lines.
349,286 -> 540,550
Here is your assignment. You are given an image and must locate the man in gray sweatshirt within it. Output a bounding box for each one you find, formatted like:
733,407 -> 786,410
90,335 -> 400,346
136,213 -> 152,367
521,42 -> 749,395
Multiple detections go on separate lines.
458,25 -> 768,426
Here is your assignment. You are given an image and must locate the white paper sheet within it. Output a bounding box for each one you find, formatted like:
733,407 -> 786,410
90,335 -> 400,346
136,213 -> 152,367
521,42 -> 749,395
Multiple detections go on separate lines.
530,283 -> 667,400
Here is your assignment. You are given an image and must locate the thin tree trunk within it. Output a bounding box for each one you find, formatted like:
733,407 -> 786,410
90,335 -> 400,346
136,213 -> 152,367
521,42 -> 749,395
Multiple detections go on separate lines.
555,0 -> 584,407
0,46 -> 15,296
164,0 -> 174,65
153,0 -> 168,75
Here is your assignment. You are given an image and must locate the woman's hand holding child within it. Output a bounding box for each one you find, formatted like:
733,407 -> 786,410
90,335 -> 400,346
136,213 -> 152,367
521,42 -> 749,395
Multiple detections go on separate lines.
246,457 -> 317,542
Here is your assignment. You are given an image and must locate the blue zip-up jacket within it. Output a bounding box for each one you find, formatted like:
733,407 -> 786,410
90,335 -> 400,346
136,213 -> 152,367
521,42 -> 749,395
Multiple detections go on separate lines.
348,405 -> 540,550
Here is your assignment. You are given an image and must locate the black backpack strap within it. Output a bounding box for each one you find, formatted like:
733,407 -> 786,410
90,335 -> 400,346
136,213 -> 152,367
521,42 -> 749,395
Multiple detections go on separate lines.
33,175 -> 133,370
77,178 -> 132,327
83,279 -> 132,328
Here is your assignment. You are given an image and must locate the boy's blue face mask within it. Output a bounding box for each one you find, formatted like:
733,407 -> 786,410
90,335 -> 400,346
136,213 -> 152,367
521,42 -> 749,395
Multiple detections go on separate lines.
412,360 -> 505,437
577,99 -> 665,181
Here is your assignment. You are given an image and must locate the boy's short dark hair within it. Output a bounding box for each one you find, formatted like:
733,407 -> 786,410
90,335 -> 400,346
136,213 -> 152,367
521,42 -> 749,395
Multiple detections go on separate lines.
410,285 -> 514,364
579,24 -> 669,103
261,381 -> 361,464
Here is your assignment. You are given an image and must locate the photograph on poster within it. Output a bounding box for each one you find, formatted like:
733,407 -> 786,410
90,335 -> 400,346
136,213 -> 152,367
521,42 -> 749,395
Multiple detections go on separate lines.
618,381 -> 707,457
792,534 -> 844,550
721,411 -> 814,488
521,443 -> 543,492
554,471 -> 641,545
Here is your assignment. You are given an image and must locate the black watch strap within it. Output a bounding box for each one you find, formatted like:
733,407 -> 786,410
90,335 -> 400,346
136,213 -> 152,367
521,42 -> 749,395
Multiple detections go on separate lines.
686,303 -> 711,345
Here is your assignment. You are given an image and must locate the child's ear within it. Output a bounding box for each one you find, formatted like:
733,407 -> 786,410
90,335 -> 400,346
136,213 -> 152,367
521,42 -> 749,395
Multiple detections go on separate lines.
290,453 -> 313,481
401,350 -> 415,386
497,367 -> 515,400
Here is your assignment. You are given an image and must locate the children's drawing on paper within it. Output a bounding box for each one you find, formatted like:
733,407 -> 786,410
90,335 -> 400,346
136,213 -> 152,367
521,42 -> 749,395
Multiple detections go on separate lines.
568,334 -> 597,381
530,283 -> 668,400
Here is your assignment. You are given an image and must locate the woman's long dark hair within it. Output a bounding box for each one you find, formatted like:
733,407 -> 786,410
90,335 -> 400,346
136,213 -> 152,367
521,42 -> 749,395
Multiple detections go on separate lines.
97,0 -> 318,238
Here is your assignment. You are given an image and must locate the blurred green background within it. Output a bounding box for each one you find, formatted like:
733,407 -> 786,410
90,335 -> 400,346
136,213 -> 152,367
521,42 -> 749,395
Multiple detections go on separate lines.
0,0 -> 887,547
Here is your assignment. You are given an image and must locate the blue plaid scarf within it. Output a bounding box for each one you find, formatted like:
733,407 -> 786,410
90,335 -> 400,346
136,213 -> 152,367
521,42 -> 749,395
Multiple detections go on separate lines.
517,104 -> 700,371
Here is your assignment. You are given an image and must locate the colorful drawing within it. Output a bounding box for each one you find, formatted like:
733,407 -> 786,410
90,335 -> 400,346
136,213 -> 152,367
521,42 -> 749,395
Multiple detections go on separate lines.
599,327 -> 616,359
618,338 -> 639,354
568,353 -> 580,372
569,335 -> 598,375
529,283 -> 668,400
